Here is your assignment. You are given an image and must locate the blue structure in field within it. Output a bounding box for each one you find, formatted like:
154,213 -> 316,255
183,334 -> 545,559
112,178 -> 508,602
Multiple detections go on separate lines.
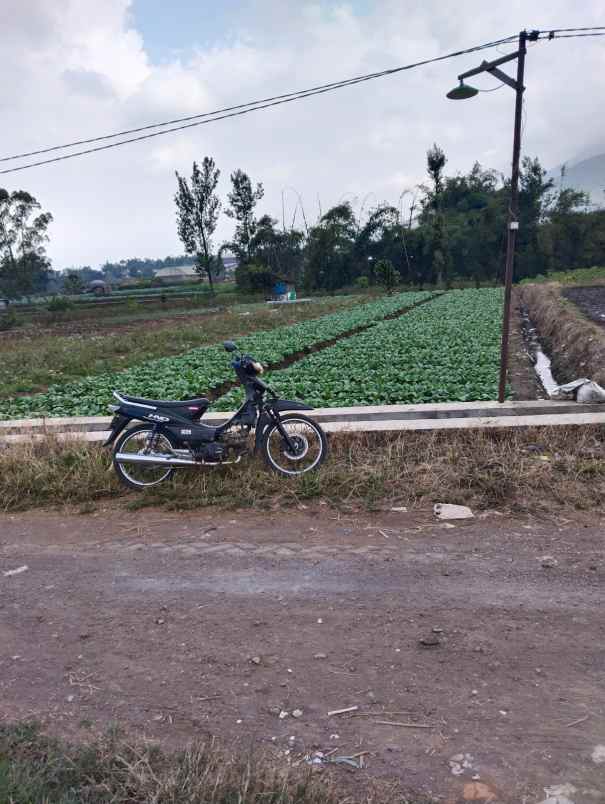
272,278 -> 296,301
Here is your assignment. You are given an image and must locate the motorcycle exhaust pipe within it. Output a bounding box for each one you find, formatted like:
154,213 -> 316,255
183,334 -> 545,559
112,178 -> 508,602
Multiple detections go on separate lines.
114,451 -> 197,467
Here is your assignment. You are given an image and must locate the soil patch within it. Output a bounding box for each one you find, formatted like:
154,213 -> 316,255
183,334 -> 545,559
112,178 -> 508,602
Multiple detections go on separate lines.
507,291 -> 544,400
1,507 -> 604,803
521,283 -> 605,387
563,286 -> 605,328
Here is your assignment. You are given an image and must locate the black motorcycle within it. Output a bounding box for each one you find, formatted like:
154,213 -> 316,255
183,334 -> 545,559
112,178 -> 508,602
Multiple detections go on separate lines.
104,340 -> 328,490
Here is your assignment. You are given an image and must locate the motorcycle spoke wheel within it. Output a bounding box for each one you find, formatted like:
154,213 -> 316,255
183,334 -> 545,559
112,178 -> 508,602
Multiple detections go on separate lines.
115,428 -> 175,489
263,416 -> 326,476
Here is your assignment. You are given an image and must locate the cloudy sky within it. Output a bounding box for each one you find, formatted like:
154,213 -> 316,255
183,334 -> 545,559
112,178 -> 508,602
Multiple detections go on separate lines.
2,0 -> 604,269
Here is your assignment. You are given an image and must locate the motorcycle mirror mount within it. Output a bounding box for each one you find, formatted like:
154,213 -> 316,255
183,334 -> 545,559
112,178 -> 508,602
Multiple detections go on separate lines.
223,340 -> 238,353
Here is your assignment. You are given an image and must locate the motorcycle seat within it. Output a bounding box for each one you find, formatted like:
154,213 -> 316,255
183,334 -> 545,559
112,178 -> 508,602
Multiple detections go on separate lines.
120,393 -> 210,409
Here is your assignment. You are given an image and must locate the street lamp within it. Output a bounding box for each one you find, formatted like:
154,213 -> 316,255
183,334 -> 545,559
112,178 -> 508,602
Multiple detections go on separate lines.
447,29 -> 536,403
446,80 -> 479,100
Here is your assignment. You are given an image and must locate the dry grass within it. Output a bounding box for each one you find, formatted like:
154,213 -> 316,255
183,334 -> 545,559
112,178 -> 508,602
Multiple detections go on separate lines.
0,722 -> 423,804
2,426 -> 604,514
521,282 -> 605,387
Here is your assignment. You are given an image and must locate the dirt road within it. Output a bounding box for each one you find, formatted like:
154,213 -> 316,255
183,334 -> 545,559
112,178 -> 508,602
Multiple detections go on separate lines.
1,506 -> 604,803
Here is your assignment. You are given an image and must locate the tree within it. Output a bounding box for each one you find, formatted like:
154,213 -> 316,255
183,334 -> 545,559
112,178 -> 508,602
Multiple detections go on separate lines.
304,203 -> 357,291
374,258 -> 399,294
354,205 -> 403,282
225,169 -> 264,268
250,215 -> 304,284
516,156 -> 555,279
422,144 -> 451,287
63,272 -> 85,294
0,189 -> 53,298
0,252 -> 50,298
175,157 -> 221,291
426,143 -> 447,197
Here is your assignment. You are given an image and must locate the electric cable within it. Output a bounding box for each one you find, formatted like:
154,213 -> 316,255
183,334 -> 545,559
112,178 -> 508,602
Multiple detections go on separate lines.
0,34 -> 521,174
1,27 -> 602,175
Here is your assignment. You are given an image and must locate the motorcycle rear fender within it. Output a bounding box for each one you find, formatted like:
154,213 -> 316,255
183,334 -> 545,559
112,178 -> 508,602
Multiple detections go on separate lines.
102,414 -> 130,447
254,411 -> 271,453
267,399 -> 314,413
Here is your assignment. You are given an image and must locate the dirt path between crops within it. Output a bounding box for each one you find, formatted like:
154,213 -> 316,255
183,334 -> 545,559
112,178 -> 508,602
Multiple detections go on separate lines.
563,287 -> 605,329
1,506 -> 604,804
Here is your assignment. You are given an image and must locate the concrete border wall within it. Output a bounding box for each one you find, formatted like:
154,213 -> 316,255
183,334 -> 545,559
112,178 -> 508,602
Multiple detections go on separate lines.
2,400 -> 605,444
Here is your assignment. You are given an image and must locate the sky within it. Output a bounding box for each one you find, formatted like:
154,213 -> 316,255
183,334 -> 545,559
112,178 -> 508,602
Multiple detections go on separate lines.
2,1 -> 605,270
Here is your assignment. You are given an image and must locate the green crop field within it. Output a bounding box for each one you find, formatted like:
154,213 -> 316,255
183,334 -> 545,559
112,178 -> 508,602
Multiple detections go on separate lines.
0,291 -> 430,420
216,288 -> 504,409
519,266 -> 605,285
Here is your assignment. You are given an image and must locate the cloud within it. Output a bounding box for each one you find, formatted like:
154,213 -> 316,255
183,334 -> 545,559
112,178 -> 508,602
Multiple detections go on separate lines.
62,69 -> 116,99
1,0 -> 604,268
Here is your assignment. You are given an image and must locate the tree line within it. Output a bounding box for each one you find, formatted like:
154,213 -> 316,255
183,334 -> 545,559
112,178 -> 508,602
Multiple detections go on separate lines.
173,147 -> 605,294
1,144 -> 605,299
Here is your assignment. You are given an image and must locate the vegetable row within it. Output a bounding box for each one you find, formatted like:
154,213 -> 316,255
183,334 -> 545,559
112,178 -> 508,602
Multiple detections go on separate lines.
215,289 -> 504,409
0,291 -> 431,419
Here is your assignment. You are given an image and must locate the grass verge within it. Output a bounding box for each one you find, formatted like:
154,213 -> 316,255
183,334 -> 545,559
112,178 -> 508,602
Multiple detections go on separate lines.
521,282 -> 605,387
519,265 -> 605,285
0,722 -> 422,804
1,426 -> 604,513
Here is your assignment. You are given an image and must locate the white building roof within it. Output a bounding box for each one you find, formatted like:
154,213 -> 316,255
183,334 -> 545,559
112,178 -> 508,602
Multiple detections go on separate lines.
154,265 -> 198,278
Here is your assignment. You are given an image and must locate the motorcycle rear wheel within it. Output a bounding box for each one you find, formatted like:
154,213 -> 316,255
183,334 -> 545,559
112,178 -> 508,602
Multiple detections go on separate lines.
261,413 -> 327,477
113,424 -> 177,491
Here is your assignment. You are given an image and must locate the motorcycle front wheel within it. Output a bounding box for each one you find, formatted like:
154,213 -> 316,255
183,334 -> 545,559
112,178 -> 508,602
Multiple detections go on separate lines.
113,424 -> 177,490
261,413 -> 327,476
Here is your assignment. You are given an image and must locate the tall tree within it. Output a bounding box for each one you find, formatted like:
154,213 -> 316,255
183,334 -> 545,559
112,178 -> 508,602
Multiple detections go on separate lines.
426,143 -> 447,198
63,272 -> 85,294
251,215 -> 304,283
516,156 -> 555,279
423,143 -> 451,287
0,189 -> 52,298
225,169 -> 264,265
304,203 -> 357,291
174,157 -> 221,291
355,205 -> 403,282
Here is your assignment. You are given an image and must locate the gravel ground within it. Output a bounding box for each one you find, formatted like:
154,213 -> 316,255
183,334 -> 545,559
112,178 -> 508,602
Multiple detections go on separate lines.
1,506 -> 604,804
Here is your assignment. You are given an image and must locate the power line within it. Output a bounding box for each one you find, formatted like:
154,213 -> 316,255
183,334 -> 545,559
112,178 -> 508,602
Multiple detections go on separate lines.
547,32 -> 605,38
1,33 -> 520,166
0,34 -> 521,175
544,26 -> 605,32
2,26 -> 603,175
477,83 -> 505,92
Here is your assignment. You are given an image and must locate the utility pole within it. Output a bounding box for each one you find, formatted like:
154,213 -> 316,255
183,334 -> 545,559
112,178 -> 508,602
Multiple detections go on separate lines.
498,31 -> 527,403
447,29 -> 533,403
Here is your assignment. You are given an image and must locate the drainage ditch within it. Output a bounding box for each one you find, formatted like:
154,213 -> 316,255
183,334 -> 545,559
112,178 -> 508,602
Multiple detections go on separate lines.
520,304 -> 559,397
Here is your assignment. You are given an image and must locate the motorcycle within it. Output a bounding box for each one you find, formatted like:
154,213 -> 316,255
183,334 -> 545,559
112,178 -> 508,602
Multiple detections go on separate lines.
104,340 -> 328,490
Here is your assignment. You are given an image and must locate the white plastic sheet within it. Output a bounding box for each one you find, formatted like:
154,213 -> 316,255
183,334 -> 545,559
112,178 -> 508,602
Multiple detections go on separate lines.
550,378 -> 605,403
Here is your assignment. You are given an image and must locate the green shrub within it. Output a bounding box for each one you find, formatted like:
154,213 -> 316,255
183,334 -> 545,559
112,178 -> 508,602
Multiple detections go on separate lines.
375,258 -> 400,294
355,276 -> 370,289
0,308 -> 19,331
519,266 -> 605,285
47,296 -> 73,313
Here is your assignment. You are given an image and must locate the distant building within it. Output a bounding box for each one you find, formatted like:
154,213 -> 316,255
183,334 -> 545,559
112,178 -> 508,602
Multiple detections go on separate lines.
88,280 -> 111,296
221,256 -> 238,279
154,265 -> 198,283
154,257 -> 238,284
